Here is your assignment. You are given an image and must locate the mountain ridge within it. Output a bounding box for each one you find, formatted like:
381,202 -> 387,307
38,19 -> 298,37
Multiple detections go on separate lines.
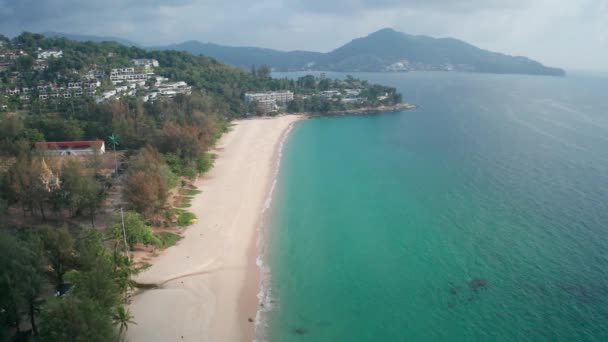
45,28 -> 565,76
42,31 -> 139,47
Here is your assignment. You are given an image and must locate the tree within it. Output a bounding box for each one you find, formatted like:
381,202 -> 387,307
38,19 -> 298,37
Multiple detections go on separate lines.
15,55 -> 34,71
157,123 -> 202,161
113,306 -> 136,339
60,159 -> 105,222
40,226 -> 76,292
76,228 -> 131,305
0,233 -> 27,334
20,233 -> 46,336
145,77 -> 157,89
124,146 -> 170,217
108,134 -> 120,174
0,232 -> 45,335
79,176 -> 104,226
38,297 -> 116,342
73,247 -> 121,310
60,159 -> 82,217
7,154 -> 36,217
257,64 -> 272,78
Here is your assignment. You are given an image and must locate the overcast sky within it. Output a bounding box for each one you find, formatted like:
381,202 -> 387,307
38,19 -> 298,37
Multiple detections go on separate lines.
0,0 -> 606,71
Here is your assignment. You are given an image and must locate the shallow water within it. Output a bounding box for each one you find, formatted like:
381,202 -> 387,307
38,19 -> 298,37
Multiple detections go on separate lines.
262,72 -> 608,341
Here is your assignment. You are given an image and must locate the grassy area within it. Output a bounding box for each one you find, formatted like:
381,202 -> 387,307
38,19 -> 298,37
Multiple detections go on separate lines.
180,188 -> 202,196
177,196 -> 193,208
196,153 -> 215,174
177,211 -> 198,227
134,262 -> 152,273
156,231 -> 182,248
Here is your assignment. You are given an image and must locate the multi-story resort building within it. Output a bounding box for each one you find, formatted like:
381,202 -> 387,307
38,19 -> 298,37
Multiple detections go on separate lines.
38,50 -> 63,59
110,68 -> 153,85
131,59 -> 159,70
157,81 -> 192,97
244,91 -> 294,104
245,90 -> 293,112
244,91 -> 294,113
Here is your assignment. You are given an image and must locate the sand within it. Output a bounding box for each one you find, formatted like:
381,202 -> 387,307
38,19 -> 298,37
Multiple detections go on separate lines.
127,115 -> 303,342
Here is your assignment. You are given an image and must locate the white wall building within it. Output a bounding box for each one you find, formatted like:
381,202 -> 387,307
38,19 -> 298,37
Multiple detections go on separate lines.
157,81 -> 192,97
110,68 -> 153,85
38,50 -> 63,59
244,91 -> 294,104
131,59 -> 159,69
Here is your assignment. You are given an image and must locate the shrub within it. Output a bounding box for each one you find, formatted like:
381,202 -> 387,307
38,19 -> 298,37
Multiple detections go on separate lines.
196,153 -> 215,173
111,211 -> 160,249
177,211 -> 197,227
157,232 -> 182,248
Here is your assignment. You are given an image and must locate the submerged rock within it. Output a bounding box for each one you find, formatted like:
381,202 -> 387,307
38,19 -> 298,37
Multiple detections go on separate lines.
294,327 -> 307,335
449,286 -> 463,295
469,278 -> 488,290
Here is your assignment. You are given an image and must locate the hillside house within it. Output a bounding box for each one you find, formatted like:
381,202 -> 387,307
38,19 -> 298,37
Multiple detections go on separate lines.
38,50 -> 63,59
132,59 -> 159,70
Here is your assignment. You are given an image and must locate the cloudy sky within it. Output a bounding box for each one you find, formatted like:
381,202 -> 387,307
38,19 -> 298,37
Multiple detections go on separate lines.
0,0 -> 606,71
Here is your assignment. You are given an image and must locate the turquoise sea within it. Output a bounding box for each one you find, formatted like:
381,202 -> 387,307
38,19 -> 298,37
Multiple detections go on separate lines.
261,72 -> 608,341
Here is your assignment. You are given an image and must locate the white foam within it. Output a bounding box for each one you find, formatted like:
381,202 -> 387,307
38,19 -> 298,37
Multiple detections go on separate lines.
254,120 -> 296,341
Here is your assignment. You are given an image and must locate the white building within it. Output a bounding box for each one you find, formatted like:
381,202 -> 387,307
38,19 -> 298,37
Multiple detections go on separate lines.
36,140 -> 105,156
320,90 -> 341,99
38,50 -> 63,59
131,59 -> 159,69
110,68 -> 153,85
244,91 -> 294,104
157,81 -> 192,97
244,91 -> 294,113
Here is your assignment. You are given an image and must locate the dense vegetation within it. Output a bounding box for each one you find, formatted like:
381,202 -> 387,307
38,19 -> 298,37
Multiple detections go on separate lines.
151,41 -> 323,71
1,223 -> 148,341
0,33 -> 247,340
285,75 -> 402,113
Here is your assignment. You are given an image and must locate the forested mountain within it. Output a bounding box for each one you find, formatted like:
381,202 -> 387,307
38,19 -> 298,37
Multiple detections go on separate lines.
152,28 -> 564,75
150,41 -> 322,71
43,31 -> 139,47
313,28 -> 565,75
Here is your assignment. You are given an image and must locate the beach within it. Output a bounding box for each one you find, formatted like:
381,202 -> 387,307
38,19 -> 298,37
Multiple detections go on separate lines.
127,115 -> 303,342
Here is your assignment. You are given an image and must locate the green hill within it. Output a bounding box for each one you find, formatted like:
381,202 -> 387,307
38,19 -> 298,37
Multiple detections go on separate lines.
151,41 -> 322,71
314,28 -> 565,75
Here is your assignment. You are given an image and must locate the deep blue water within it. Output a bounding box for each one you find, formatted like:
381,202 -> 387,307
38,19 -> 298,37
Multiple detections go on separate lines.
262,72 -> 608,341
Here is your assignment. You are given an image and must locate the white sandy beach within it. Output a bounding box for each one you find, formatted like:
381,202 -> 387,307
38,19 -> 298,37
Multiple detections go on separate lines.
127,115 -> 303,342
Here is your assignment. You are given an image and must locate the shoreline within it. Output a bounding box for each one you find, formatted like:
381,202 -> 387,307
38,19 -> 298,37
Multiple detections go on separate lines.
127,115 -> 304,342
293,102 -> 417,117
126,105 -> 412,341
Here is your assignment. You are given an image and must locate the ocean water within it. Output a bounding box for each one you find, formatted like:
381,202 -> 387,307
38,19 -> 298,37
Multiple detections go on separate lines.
261,72 -> 608,341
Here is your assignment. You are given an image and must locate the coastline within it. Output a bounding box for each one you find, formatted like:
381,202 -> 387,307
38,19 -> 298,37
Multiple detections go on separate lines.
294,102 -> 416,117
126,115 -> 304,342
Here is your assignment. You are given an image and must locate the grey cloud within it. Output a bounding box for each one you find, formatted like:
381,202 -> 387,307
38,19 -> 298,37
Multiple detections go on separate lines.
0,0 -> 605,70
0,0 -> 193,23
289,0 -> 530,14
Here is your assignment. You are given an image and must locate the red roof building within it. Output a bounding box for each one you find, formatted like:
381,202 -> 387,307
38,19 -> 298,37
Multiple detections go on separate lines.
35,140 -> 105,156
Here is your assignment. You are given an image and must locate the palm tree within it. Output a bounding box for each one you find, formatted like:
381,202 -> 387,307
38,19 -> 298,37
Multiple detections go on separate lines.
113,306 -> 136,340
108,134 -> 119,174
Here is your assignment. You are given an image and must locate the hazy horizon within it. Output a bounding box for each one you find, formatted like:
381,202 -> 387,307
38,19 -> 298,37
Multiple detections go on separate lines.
0,0 -> 607,71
